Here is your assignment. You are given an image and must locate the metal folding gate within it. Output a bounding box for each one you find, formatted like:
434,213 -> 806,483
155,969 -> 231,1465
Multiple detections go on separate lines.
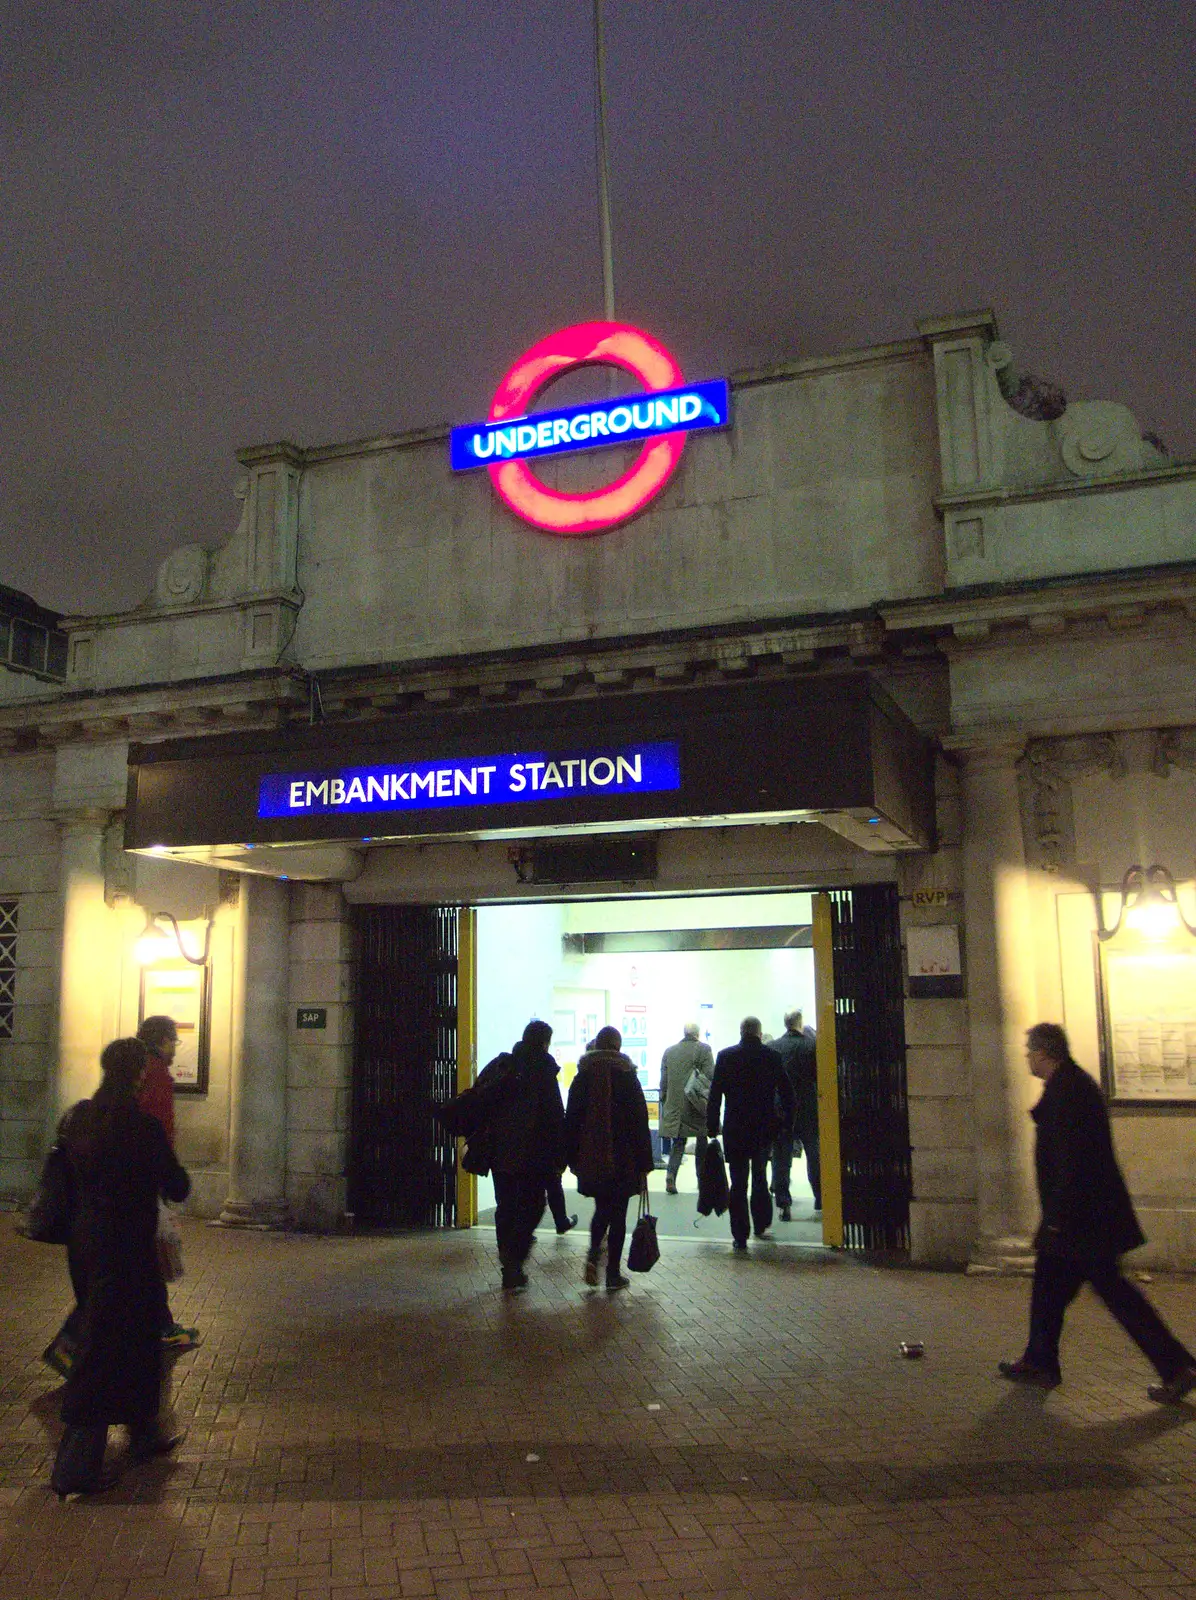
827,883 -> 911,1251
349,905 -> 460,1229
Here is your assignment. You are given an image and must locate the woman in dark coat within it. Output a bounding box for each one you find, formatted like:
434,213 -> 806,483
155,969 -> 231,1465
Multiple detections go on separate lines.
565,1026 -> 654,1290
51,1037 -> 190,1496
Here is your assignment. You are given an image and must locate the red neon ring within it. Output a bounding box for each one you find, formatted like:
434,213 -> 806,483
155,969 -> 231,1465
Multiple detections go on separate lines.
486,321 -> 687,536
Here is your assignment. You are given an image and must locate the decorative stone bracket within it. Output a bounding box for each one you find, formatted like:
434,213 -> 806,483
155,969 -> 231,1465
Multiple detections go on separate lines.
1019,728 -> 1196,871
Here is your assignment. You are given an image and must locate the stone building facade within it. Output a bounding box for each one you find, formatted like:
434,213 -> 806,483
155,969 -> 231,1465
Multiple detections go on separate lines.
1,308 -> 1193,1266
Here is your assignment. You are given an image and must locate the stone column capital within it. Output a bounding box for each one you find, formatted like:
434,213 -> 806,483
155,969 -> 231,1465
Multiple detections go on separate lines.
952,738 -> 1026,774
54,806 -> 113,832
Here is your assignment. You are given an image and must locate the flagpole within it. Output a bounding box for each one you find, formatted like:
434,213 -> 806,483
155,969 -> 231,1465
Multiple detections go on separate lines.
593,0 -> 616,321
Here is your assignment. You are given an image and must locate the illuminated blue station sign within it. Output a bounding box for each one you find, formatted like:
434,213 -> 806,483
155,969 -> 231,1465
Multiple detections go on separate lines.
449,379 -> 730,472
258,742 -> 682,820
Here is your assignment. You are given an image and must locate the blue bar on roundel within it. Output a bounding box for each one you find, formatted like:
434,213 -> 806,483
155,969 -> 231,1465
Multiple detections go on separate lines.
449,379 -> 730,472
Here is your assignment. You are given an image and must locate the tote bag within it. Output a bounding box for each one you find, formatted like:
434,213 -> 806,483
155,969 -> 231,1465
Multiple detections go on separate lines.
626,1186 -> 660,1273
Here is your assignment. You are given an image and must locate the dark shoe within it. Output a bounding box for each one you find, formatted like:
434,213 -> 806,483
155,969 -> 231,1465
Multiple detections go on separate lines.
501,1266 -> 528,1293
998,1358 -> 1060,1390
1148,1364 -> 1196,1404
50,1425 -> 110,1498
130,1427 -> 184,1463
732,1239 -> 749,1253
583,1255 -> 600,1287
606,1274 -> 630,1291
555,1214 -> 578,1235
779,1207 -> 792,1222
665,1182 -> 678,1195
754,1228 -> 772,1239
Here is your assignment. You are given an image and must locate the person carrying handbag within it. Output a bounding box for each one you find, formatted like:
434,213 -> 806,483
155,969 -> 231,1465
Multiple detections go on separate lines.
51,1038 -> 191,1496
565,1026 -> 654,1290
658,1024 -> 713,1195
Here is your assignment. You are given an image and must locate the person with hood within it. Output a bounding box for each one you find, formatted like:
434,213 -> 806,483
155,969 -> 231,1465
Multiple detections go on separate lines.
659,1023 -> 714,1194
707,1017 -> 794,1250
51,1037 -> 190,1496
473,1019 -> 567,1293
565,1025 -> 654,1290
999,1022 -> 1196,1400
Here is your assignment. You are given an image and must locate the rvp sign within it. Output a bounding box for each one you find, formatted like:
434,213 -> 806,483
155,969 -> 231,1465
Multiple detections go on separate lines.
450,322 -> 730,536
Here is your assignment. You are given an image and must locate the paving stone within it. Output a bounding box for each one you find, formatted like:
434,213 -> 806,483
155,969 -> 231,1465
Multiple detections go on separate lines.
2,1220 -> 1196,1598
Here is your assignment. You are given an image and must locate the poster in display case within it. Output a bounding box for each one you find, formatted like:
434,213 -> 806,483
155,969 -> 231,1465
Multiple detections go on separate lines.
1097,932 -> 1196,1104
139,960 -> 210,1094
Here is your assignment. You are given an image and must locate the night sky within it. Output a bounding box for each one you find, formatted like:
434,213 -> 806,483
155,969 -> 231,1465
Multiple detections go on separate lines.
2,1 -> 1192,617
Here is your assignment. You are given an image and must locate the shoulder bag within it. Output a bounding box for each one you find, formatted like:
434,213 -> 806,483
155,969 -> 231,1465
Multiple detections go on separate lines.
626,1183 -> 661,1273
22,1144 -> 76,1245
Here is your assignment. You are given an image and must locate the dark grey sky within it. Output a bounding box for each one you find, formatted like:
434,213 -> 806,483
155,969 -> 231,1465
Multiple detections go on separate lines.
2,1 -> 1192,617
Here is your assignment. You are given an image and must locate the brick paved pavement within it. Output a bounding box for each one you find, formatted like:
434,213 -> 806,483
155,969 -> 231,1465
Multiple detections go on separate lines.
2,1219 -> 1196,1600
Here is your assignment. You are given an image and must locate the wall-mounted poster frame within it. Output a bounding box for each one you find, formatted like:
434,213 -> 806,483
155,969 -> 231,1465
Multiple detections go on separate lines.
1095,929 -> 1196,1106
139,959 -> 210,1095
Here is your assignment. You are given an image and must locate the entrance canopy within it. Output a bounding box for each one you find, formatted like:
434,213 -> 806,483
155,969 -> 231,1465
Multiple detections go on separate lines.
125,674 -> 933,869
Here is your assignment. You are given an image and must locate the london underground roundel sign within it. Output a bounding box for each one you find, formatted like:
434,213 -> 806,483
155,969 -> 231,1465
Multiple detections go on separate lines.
449,321 -> 731,536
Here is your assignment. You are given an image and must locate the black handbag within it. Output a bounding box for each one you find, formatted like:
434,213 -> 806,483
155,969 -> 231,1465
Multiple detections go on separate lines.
626,1186 -> 660,1273
23,1144 -> 76,1245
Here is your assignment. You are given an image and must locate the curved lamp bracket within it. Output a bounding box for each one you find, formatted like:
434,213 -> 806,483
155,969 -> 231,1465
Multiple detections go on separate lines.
1095,864 -> 1196,942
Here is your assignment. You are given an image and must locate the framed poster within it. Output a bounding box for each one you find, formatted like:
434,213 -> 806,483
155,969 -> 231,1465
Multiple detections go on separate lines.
1096,932 -> 1196,1104
139,960 -> 210,1094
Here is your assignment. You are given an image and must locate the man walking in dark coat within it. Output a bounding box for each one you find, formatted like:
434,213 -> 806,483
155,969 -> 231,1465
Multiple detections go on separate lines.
476,1020 -> 567,1293
707,1017 -> 794,1250
771,1009 -> 820,1219
999,1022 -> 1196,1401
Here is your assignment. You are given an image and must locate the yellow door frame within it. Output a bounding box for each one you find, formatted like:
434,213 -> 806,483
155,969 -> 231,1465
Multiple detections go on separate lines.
811,892 -> 843,1247
455,906 -> 478,1227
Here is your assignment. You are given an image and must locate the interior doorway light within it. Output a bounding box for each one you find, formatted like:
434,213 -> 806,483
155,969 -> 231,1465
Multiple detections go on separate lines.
1096,865 -> 1196,942
133,910 -> 213,966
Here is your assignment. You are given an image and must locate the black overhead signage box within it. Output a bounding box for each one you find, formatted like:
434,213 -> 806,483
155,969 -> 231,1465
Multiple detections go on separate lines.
124,675 -> 933,852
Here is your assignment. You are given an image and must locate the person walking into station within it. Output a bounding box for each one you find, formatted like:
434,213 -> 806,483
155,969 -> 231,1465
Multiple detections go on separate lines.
136,1016 -> 200,1351
50,1038 -> 191,1496
771,1009 -> 821,1220
543,1051 -> 578,1235
707,1017 -> 794,1250
565,1026 -> 654,1290
481,1020 -> 567,1293
999,1022 -> 1196,1401
659,1023 -> 714,1194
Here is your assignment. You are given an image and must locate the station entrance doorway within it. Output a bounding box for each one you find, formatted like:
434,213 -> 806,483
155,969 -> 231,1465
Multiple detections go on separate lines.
349,883 -> 910,1253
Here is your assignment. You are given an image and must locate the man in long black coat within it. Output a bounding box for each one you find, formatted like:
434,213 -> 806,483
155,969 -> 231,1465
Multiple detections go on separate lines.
771,1010 -> 820,1218
999,1022 -> 1196,1401
472,1019 -> 566,1293
707,1016 -> 794,1249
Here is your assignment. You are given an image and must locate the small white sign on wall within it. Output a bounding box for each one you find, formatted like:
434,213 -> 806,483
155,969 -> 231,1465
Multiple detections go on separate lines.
907,924 -> 962,979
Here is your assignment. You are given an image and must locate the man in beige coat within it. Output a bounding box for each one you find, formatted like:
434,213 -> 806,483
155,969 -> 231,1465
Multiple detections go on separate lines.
659,1024 -> 714,1194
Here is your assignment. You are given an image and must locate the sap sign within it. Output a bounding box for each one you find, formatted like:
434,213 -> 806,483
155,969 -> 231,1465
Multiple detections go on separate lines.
258,742 -> 681,819
450,380 -> 728,471
451,321 -> 731,537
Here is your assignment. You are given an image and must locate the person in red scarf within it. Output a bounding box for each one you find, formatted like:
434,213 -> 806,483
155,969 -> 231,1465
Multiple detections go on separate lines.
565,1026 -> 654,1290
136,1017 -> 199,1351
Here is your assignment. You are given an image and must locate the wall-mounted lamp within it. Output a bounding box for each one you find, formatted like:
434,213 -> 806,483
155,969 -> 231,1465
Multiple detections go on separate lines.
133,910 -> 213,966
1096,865 -> 1196,942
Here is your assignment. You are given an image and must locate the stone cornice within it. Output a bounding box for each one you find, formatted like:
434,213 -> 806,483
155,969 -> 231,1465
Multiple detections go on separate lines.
881,564 -> 1196,644
61,587 -> 304,634
935,458 -> 1196,513
0,611 -> 925,751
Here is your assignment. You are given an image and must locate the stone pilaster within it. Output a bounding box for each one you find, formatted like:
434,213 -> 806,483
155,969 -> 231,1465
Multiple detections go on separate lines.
960,742 -> 1039,1269
286,884 -> 353,1230
53,809 -> 114,1122
221,875 -> 290,1225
